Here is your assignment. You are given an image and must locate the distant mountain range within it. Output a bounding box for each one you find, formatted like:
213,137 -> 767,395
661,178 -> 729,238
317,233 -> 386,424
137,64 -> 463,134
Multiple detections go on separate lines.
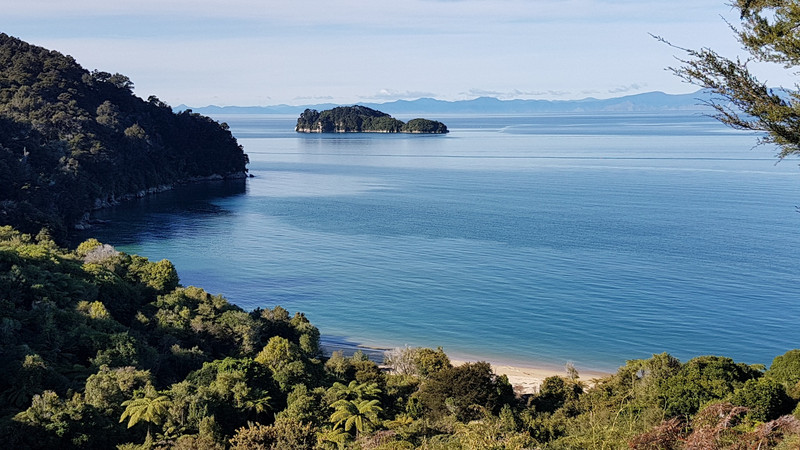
178,91 -> 716,116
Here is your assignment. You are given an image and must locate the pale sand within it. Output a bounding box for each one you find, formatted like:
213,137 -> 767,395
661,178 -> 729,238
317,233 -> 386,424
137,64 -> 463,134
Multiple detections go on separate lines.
320,338 -> 614,395
450,359 -> 612,395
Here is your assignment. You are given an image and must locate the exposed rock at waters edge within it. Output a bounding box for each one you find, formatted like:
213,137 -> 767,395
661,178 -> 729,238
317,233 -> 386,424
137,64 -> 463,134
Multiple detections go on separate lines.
74,171 -> 250,230
296,105 -> 448,134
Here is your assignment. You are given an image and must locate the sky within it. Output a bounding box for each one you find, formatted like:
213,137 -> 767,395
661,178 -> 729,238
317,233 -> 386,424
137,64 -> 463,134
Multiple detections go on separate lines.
1,0 -> 792,107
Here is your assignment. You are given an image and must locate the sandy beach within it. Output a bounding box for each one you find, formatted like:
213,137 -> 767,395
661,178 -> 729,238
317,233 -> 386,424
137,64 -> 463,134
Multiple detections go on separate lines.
320,338 -> 614,395
451,359 -> 612,395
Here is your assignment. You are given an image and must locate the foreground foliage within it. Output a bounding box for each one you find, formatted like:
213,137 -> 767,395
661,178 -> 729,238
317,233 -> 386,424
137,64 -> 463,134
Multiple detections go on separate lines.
666,0 -> 800,159
0,226 -> 798,449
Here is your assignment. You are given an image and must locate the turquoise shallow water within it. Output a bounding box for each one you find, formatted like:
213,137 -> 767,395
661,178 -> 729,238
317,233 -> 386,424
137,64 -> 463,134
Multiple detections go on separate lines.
79,113 -> 800,372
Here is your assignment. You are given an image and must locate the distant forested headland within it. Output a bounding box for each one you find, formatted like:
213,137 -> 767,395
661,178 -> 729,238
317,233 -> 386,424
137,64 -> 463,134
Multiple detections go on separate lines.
0,33 -> 249,242
295,106 -> 448,134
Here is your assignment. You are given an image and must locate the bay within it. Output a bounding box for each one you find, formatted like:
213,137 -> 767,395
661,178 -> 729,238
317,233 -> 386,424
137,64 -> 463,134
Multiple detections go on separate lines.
78,112 -> 800,372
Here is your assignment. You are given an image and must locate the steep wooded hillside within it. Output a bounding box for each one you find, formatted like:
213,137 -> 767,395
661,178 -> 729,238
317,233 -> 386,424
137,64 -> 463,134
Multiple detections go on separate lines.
0,34 -> 248,241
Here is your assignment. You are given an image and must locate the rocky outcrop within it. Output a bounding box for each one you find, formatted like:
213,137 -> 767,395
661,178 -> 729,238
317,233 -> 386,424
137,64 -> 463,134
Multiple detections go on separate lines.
75,171 -> 250,229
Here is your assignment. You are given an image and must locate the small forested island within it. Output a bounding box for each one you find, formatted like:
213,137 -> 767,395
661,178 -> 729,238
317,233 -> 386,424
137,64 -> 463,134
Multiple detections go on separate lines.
295,105 -> 448,134
0,34 -> 249,243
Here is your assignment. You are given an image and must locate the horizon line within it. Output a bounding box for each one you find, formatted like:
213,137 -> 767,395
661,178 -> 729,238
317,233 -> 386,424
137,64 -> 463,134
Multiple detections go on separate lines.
176,89 -> 707,110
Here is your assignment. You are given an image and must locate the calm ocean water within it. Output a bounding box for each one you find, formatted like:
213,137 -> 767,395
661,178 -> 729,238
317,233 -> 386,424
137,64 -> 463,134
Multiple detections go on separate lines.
79,113 -> 800,372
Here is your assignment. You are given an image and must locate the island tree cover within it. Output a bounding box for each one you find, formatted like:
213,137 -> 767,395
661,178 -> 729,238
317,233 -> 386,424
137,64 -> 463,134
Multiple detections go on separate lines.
0,34 -> 249,242
667,0 -> 800,159
296,106 -> 448,134
0,227 -> 799,449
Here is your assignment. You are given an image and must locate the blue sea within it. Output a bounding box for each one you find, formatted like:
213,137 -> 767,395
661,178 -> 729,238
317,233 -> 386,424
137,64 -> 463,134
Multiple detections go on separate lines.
78,112 -> 800,373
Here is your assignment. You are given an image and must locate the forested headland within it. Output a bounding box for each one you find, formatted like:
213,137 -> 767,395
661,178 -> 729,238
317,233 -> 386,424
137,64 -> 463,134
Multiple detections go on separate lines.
295,106 -> 449,134
0,34 -> 249,243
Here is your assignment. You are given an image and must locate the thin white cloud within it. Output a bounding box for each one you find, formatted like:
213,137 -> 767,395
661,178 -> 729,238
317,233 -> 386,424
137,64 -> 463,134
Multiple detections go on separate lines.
6,0 -> 730,27
293,95 -> 335,101
608,83 -> 647,94
363,89 -> 438,101
462,89 -> 573,99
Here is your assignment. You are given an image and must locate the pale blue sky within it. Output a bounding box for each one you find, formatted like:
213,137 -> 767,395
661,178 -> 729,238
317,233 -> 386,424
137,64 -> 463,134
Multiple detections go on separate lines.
2,0 -> 789,106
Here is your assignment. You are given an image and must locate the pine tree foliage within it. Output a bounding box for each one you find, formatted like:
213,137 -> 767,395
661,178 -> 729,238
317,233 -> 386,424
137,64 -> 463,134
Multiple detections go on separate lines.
664,0 -> 800,159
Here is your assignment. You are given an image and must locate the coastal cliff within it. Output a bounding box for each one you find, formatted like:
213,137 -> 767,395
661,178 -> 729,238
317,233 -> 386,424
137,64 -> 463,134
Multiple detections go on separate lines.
295,105 -> 448,134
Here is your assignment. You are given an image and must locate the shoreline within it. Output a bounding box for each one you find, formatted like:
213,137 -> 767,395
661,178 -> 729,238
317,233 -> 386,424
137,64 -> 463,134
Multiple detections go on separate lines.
319,336 -> 613,395
74,171 -> 250,231
450,358 -> 611,395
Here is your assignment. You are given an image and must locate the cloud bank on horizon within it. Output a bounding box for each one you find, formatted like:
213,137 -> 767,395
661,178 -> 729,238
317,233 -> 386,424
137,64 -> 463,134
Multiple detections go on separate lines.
2,0 -> 792,107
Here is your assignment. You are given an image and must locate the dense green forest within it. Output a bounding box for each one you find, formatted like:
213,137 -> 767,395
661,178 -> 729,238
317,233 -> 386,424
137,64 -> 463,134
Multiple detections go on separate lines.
295,106 -> 448,134
0,34 -> 249,242
0,227 -> 799,449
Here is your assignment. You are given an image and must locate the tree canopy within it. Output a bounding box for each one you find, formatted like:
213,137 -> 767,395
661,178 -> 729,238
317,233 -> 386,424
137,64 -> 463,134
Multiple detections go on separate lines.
666,0 -> 800,159
295,106 -> 448,134
0,34 -> 249,241
0,226 -> 799,448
